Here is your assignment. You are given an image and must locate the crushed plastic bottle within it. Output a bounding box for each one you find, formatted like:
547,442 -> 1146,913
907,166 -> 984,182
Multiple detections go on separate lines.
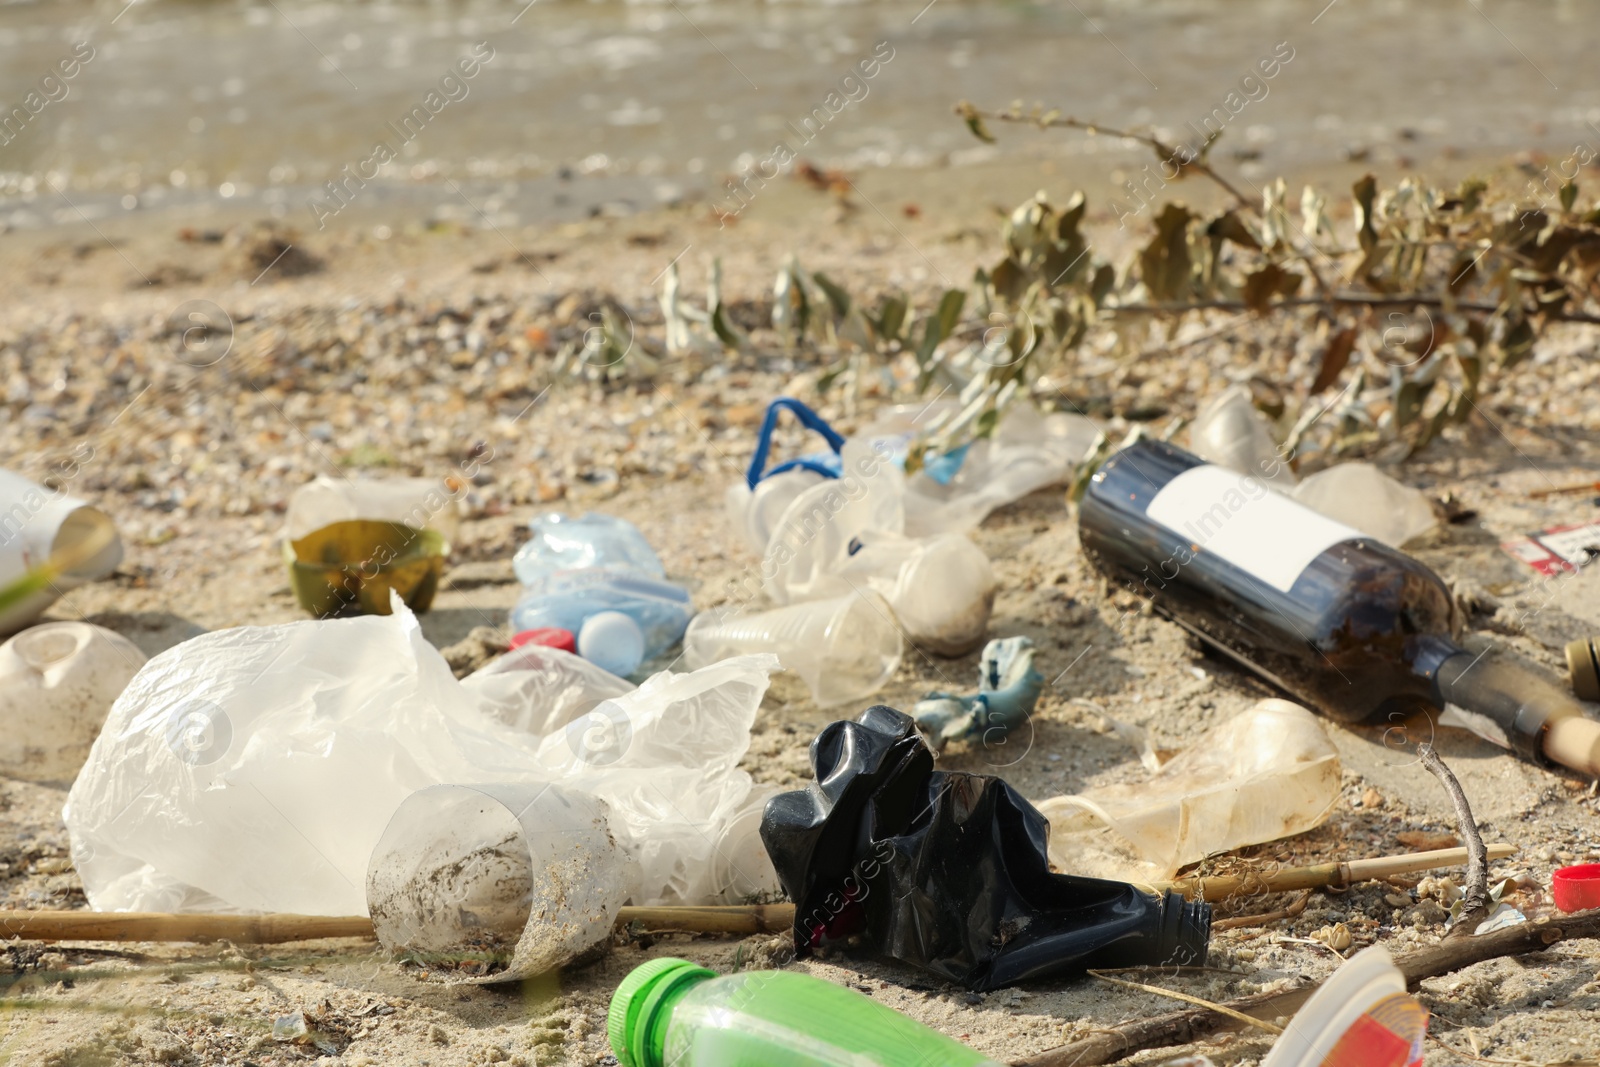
0,622 -> 147,783
366,782 -> 631,981
511,513 -> 666,587
761,705 -> 1212,990
1036,699 -> 1341,883
0,469 -> 125,634
1291,462 -> 1438,547
510,570 -> 693,669
1188,385 -> 1296,489
683,591 -> 902,708
912,636 -> 1044,746
608,957 -> 1006,1067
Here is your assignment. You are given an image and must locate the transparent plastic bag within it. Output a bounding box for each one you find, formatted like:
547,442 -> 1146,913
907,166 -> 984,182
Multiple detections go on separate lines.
460,643 -> 634,737
1291,462 -> 1438,547
1188,386 -> 1296,489
1037,700 -> 1341,883
0,622 -> 146,783
64,596 -> 777,915
510,512 -> 666,587
285,475 -> 459,543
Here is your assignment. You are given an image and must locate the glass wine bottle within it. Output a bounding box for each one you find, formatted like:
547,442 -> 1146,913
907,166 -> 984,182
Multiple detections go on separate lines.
1077,438 -> 1600,776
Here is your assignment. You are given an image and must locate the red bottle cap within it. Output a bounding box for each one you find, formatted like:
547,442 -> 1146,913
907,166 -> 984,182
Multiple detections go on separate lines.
1552,863 -> 1600,912
509,627 -> 577,653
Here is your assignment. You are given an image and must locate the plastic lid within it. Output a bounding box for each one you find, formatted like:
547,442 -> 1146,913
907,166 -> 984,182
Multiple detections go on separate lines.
607,957 -> 715,1067
509,627 -> 576,653
1553,863 -> 1600,912
1568,638 -> 1600,702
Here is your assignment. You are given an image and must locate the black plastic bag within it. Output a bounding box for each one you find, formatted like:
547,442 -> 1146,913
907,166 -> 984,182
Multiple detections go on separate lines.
761,705 -> 1211,991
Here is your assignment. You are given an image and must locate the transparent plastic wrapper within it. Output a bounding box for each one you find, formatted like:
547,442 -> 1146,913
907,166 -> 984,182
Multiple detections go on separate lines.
366,783 -> 630,982
511,513 -> 666,587
1188,386 -> 1296,489
509,570 -> 693,665
683,591 -> 901,708
0,469 -> 125,634
460,643 -> 633,737
0,622 -> 146,783
1291,462 -> 1438,547
1036,700 -> 1341,883
64,596 -> 778,915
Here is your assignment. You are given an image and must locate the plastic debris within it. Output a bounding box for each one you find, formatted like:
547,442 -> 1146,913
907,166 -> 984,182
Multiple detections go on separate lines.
1188,385 -> 1296,489
1260,945 -> 1426,1067
683,590 -> 902,708
284,477 -> 457,617
1036,700 -> 1341,883
607,957 -> 1005,1067
366,782 -> 630,981
510,570 -> 692,671
1291,462 -> 1438,547
65,595 -> 777,915
912,636 -> 1044,746
460,642 -> 633,737
1567,637 -> 1599,702
1553,863 -> 1600,912
761,705 -> 1211,991
1501,518 -> 1600,578
0,468 -> 125,634
578,610 -> 647,676
511,512 -> 666,587
0,622 -> 146,783
508,627 -> 577,653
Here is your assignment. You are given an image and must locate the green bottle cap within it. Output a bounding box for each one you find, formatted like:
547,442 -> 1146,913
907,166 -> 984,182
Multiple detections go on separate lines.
607,957 -> 716,1067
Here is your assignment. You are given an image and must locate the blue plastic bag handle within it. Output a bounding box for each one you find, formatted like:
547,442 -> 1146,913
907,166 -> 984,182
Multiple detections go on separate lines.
745,397 -> 847,489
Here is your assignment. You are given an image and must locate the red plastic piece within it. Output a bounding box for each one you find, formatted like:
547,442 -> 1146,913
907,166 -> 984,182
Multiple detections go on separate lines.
509,627 -> 577,653
1553,864 -> 1600,912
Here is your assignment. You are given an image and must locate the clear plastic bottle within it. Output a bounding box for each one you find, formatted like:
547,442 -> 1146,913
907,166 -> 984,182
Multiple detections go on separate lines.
509,570 -> 692,664
608,958 -> 1004,1067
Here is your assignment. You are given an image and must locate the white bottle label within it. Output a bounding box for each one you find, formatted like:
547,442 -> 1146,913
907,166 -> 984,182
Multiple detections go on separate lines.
1145,465 -> 1363,593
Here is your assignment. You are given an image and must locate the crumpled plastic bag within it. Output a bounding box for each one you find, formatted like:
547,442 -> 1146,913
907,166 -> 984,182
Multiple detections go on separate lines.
761,705 -> 1211,991
64,596 -> 777,916
1036,700 -> 1341,884
461,643 -> 634,736
1291,462 -> 1438,548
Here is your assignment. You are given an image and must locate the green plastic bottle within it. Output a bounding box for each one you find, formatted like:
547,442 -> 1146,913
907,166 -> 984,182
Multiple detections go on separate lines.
608,957 -> 1005,1067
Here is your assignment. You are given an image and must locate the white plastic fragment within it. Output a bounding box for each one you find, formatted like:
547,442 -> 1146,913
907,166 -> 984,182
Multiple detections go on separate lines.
1291,462 -> 1438,547
0,622 -> 146,783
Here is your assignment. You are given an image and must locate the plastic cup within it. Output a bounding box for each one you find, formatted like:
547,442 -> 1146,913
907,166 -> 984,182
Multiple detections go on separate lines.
1553,863 -> 1600,912
0,622 -> 146,782
683,590 -> 900,708
365,783 -> 630,982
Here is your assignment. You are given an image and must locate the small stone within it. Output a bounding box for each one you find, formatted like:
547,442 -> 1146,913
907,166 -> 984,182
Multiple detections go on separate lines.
272,1011 -> 309,1043
1361,788 -> 1383,809
429,1024 -> 451,1046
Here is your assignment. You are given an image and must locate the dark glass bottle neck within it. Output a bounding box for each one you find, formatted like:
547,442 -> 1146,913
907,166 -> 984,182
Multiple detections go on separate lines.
1410,634 -> 1584,763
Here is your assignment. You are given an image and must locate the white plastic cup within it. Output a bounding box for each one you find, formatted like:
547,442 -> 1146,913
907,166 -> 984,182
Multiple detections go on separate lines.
365,782 -> 630,983
0,622 -> 146,782
0,470 -> 124,635
684,590 -> 901,708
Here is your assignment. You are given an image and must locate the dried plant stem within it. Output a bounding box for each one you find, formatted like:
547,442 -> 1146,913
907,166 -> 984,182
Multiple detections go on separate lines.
1113,294 -> 1600,324
1085,970 -> 1282,1036
1210,890 -> 1311,932
1416,742 -> 1491,936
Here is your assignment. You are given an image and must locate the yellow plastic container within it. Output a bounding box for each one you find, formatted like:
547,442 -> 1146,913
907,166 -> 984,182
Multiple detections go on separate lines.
284,519 -> 447,617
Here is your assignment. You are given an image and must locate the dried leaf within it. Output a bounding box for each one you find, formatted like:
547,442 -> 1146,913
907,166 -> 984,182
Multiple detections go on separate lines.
1310,326 -> 1357,394
1353,174 -> 1378,253
1241,263 -> 1303,312
810,271 -> 851,320
1138,203 -> 1196,303
955,100 -> 996,143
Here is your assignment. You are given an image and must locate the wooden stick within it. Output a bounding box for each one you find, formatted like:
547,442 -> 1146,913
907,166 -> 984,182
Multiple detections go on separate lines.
1417,743 -> 1491,936
1011,910 -> 1600,1067
1529,480 -> 1600,499
1158,844 -> 1516,902
0,904 -> 799,946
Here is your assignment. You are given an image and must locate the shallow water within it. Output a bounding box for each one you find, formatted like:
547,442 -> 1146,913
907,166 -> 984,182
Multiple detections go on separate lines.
0,0 -> 1596,230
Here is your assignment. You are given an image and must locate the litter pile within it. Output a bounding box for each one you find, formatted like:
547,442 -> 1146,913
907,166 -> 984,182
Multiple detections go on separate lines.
2,377 -> 1599,1067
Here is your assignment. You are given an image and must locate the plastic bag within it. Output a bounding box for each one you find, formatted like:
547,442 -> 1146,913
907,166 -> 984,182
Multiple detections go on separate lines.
285,476 -> 459,543
64,597 -> 777,915
1291,463 -> 1438,547
460,643 -> 634,736
0,468 -> 124,634
1188,386 -> 1296,489
510,512 -> 666,587
761,705 -> 1211,991
1036,700 -> 1341,883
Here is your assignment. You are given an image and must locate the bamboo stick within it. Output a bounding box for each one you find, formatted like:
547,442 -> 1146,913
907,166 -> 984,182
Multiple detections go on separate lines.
0,846 -> 1512,945
1158,843 -> 1516,902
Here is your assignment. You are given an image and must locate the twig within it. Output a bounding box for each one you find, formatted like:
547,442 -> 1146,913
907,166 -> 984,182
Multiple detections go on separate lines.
958,104 -> 1257,213
1416,743 -> 1491,937
1086,970 -> 1282,1036
1211,890 -> 1311,932
1011,909 -> 1600,1067
1111,293 -> 1600,324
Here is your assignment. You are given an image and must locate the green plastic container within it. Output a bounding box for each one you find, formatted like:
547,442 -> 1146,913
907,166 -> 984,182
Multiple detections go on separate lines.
608,958 -> 1005,1067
